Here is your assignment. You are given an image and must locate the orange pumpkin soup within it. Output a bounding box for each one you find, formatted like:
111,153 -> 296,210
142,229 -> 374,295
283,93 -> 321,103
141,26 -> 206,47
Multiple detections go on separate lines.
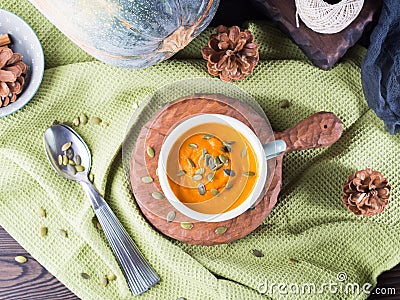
166,122 -> 259,214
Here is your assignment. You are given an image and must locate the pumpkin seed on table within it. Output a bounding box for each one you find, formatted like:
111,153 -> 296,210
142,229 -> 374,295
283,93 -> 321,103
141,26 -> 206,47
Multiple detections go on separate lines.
100,276 -> 108,287
151,191 -> 164,200
243,171 -> 255,177
37,207 -> 46,218
107,274 -> 117,281
195,168 -> 205,175
187,158 -> 195,168
192,174 -> 202,181
79,113 -> 88,125
198,183 -> 206,195
146,146 -> 155,158
176,170 -> 186,177
279,99 -> 291,109
223,169 -> 235,177
167,211 -> 176,223
75,154 -> 81,166
72,117 -> 80,126
39,226 -> 48,237
141,176 -> 153,183
90,117 -> 102,125
58,229 -> 68,238
80,273 -> 90,280
215,226 -> 227,235
188,143 -> 198,149
15,256 -> 27,263
61,142 -> 72,152
180,222 -> 193,230
202,134 -> 214,140
252,249 -> 264,257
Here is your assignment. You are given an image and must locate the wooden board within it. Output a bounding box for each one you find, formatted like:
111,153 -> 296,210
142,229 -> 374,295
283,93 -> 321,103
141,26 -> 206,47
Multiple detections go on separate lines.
129,94 -> 343,245
251,0 -> 382,69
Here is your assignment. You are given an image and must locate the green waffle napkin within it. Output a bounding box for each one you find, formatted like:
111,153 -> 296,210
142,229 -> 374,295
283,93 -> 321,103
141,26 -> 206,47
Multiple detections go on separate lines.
1,1 -> 399,299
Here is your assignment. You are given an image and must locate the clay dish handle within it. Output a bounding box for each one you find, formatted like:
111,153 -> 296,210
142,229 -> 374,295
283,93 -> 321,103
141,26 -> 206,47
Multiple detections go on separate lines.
274,112 -> 343,153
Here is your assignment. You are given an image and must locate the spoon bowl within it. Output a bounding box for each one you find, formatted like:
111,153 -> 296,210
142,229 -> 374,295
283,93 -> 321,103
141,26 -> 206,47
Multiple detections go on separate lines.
43,123 -> 160,296
43,124 -> 91,181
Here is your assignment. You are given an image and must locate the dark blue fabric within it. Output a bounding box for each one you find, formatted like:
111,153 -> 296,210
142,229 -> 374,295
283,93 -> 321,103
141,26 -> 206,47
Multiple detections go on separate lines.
361,0 -> 400,134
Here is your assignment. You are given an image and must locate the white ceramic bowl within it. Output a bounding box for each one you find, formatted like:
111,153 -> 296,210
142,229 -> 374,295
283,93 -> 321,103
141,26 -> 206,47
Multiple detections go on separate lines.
158,114 -> 269,222
0,9 -> 44,118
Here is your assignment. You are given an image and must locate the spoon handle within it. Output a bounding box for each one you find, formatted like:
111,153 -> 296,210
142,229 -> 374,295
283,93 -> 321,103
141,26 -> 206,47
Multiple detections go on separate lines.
80,181 -> 160,296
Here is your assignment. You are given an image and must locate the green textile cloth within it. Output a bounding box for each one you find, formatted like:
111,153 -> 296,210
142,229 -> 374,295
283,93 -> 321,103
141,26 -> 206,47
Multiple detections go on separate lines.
1,1 -> 400,300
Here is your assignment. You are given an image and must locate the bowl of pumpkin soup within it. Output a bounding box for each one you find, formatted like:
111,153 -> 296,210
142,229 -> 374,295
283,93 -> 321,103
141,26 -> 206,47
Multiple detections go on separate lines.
158,114 -> 285,222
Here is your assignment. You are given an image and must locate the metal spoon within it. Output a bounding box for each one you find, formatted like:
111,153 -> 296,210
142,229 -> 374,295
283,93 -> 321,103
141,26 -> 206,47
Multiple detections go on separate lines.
43,123 -> 160,296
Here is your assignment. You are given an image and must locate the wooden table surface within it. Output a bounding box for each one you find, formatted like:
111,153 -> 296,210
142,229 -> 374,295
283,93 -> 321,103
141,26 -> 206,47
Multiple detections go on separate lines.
0,225 -> 399,299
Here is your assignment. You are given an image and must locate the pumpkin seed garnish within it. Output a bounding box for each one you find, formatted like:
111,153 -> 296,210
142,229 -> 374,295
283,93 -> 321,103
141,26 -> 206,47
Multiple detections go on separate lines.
225,182 -> 234,189
57,155 -> 63,165
62,154 -> 68,166
211,189 -> 219,196
141,176 -> 153,184
207,173 -> 214,182
80,272 -> 90,279
220,146 -> 229,153
58,229 -> 68,238
192,174 -> 202,181
167,211 -> 176,223
180,222 -> 193,230
207,156 -> 215,169
243,171 -> 256,177
90,117 -> 102,125
223,141 -> 236,146
252,249 -> 264,257
187,158 -> 195,168
37,207 -> 46,218
241,147 -> 247,158
202,148 -> 208,155
219,154 -> 228,164
279,99 -> 292,109
223,169 -> 236,177
195,168 -> 205,175
107,274 -> 116,281
15,256 -> 27,264
100,276 -> 108,287
198,183 -> 206,195
67,164 -> 77,175
39,226 -> 48,237
61,142 -> 72,152
176,170 -> 186,177
65,148 -> 74,159
215,226 -> 227,235
72,117 -> 80,126
151,191 -> 164,200
146,146 -> 155,158
79,113 -> 88,125
214,156 -> 222,165
75,165 -> 85,172
75,155 -> 81,166
188,143 -> 198,149
202,134 -> 214,140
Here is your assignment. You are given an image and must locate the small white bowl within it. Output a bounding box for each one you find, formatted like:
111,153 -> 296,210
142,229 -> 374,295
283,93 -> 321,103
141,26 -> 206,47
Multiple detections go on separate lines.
0,9 -> 44,118
158,114 -> 285,222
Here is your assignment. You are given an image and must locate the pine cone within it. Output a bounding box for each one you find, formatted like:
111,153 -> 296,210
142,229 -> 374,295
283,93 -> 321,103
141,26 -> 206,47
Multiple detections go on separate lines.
201,25 -> 259,82
342,168 -> 391,216
0,47 -> 27,107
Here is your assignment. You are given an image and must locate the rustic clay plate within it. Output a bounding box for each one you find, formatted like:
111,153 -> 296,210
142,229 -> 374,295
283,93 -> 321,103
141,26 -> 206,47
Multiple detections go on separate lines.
0,9 -> 44,118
